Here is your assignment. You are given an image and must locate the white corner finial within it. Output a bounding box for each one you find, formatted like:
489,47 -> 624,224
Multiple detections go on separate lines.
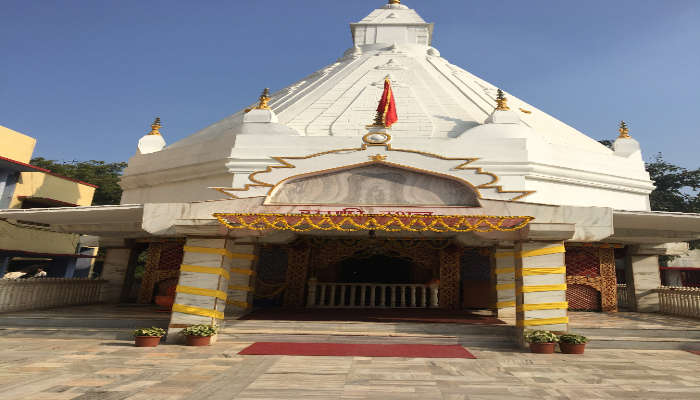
137,117 -> 166,154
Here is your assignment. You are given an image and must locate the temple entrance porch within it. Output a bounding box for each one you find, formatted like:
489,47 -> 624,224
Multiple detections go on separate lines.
252,237 -> 494,312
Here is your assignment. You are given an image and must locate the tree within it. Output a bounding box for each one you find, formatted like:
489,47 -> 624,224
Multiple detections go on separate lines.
646,154 -> 700,214
645,154 -> 699,251
30,158 -> 128,205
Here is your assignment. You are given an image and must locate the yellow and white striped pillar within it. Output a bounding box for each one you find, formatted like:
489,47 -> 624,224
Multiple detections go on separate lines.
225,242 -> 257,315
515,241 -> 568,338
494,248 -> 516,319
166,237 -> 237,343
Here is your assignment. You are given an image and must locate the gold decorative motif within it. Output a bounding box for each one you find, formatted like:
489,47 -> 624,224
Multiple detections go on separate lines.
214,213 -> 534,233
283,243 -> 311,308
148,117 -> 162,136
245,88 -> 271,113
389,0 -> 401,4
618,120 -> 631,139
599,247 -> 618,312
495,89 -> 510,111
565,245 -> 618,312
439,246 -> 461,310
369,154 -> 387,162
138,243 -> 162,304
138,242 -> 184,304
519,108 -> 532,114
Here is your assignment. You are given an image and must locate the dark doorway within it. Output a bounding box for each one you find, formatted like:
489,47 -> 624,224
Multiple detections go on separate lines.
338,254 -> 415,284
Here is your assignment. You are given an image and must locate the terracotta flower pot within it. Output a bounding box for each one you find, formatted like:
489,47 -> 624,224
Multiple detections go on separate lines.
559,342 -> 586,354
154,295 -> 175,308
134,336 -> 162,347
529,342 -> 556,354
185,335 -> 212,346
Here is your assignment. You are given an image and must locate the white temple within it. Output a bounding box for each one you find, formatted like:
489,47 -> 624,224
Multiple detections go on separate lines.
1,1 -> 698,343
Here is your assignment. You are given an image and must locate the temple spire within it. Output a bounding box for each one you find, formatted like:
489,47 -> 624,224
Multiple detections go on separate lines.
618,120 -> 631,139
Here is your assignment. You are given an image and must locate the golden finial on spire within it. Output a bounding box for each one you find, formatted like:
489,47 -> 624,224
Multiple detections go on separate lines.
495,89 -> 510,111
246,88 -> 271,113
256,88 -> 271,110
389,0 -> 401,4
618,120 -> 631,139
148,117 -> 162,135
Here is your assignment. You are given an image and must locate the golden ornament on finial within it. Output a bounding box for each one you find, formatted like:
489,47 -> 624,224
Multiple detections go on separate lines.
618,120 -> 631,139
148,117 -> 162,135
246,88 -> 271,113
495,89 -> 510,111
389,0 -> 401,4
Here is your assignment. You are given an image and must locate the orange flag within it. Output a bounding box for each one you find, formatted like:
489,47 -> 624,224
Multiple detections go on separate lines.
376,77 -> 398,127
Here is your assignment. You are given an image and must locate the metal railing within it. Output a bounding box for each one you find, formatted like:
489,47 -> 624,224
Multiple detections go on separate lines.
0,278 -> 106,313
307,280 -> 439,308
658,286 -> 700,318
616,284 -> 634,310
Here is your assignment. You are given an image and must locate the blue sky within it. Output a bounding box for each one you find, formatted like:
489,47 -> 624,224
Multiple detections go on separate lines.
1,0 -> 698,168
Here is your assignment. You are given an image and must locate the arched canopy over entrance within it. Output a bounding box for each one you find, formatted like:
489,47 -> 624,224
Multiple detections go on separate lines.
269,164 -> 481,207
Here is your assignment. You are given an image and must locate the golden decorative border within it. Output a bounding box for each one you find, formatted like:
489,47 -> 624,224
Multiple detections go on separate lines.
175,285 -> 227,301
213,213 -> 534,233
213,145 -> 535,202
521,317 -> 569,327
172,303 -> 224,320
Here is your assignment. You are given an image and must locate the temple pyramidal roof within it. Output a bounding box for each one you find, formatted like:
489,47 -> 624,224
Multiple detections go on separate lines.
168,1 -> 607,154
122,1 -> 653,210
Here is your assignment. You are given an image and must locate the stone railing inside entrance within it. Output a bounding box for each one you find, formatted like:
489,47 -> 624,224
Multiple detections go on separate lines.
616,284 -> 634,310
307,280 -> 439,308
658,286 -> 700,319
0,278 -> 106,313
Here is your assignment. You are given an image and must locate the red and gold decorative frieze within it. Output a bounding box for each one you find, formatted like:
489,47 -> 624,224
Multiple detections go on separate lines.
214,213 -> 532,233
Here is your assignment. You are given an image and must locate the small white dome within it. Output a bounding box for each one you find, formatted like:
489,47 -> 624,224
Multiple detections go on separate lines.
137,134 -> 166,154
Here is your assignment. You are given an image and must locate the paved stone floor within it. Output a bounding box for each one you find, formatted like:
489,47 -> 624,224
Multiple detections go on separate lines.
1,337 -> 698,400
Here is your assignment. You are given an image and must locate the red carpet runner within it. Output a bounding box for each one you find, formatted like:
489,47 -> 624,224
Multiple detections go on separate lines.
239,342 -> 476,359
689,350 -> 700,356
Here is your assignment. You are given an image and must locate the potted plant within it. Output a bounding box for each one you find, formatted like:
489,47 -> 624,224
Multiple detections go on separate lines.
558,334 -> 588,354
524,330 -> 558,354
182,324 -> 218,346
133,327 -> 166,347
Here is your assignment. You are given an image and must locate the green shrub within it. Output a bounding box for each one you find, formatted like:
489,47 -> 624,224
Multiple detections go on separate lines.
558,333 -> 588,344
182,324 -> 218,337
524,330 -> 559,344
133,327 -> 166,337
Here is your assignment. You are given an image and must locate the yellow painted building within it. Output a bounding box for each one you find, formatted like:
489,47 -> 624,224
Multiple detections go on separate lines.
0,125 -> 96,277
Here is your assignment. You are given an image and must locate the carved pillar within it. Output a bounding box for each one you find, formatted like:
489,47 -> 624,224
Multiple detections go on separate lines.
439,246 -> 461,310
138,242 -> 163,304
599,247 -> 618,312
283,243 -> 311,308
